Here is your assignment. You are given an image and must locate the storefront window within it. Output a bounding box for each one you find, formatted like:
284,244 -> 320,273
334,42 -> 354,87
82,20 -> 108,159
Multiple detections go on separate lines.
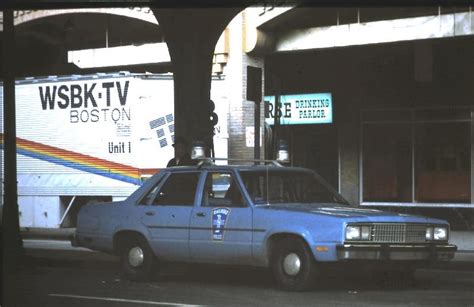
415,122 -> 470,203
362,107 -> 472,205
363,123 -> 412,202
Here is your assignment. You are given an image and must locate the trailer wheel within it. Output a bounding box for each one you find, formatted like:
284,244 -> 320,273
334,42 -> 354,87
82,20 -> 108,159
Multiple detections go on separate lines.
120,236 -> 157,281
271,237 -> 317,291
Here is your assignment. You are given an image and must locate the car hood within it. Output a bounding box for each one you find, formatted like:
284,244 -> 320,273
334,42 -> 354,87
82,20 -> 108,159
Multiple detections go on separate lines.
263,203 -> 445,223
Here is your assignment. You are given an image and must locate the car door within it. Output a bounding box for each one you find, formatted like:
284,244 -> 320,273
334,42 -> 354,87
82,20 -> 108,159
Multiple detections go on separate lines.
189,171 -> 254,265
140,171 -> 200,261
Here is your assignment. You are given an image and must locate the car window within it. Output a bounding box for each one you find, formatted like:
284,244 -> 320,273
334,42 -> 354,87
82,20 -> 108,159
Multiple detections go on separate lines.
138,174 -> 166,206
152,172 -> 200,206
240,170 -> 347,205
201,172 -> 246,208
141,184 -> 161,205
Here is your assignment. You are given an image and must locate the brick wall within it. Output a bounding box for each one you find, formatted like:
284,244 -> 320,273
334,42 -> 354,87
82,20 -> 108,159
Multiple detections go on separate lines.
225,12 -> 265,161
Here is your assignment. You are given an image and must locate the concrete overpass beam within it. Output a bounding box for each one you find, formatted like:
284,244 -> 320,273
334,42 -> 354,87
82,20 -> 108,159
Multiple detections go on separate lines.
68,43 -> 171,68
276,11 -> 474,52
244,6 -> 294,54
0,8 -> 159,30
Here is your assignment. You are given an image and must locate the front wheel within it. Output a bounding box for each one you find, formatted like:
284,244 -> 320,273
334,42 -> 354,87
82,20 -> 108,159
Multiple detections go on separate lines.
271,237 -> 317,291
120,236 -> 157,281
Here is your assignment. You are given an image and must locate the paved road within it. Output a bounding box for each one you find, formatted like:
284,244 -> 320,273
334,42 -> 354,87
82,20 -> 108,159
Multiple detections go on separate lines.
3,240 -> 474,307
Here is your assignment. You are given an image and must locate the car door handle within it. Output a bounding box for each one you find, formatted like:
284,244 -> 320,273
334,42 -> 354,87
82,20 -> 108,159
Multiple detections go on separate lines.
196,212 -> 206,217
145,211 -> 155,216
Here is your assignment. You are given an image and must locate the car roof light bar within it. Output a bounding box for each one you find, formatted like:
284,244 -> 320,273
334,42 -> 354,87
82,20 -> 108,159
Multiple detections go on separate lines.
196,157 -> 282,168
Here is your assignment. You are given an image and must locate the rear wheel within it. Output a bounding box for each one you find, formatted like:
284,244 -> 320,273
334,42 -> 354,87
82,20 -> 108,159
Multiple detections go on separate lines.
120,236 -> 157,281
271,237 -> 317,291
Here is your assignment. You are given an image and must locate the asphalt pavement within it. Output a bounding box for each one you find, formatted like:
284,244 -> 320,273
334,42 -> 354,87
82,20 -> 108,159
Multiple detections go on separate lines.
2,227 -> 473,306
4,237 -> 474,307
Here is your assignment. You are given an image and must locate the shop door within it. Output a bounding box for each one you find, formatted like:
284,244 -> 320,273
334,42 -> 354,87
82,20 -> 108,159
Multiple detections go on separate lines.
292,126 -> 339,190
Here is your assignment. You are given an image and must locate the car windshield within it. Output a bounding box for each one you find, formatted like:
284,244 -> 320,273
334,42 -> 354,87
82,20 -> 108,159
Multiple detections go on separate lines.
239,169 -> 349,206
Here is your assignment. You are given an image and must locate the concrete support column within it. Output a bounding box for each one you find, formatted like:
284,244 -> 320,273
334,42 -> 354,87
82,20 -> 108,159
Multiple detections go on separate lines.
152,8 -> 240,150
471,107 -> 474,204
339,104 -> 361,206
2,10 -> 22,274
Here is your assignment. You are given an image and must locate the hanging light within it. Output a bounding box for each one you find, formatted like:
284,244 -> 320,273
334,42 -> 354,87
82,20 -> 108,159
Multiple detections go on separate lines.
276,139 -> 289,163
191,141 -> 206,160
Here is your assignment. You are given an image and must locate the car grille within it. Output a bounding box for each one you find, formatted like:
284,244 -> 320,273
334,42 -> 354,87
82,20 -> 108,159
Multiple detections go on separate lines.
371,223 -> 426,243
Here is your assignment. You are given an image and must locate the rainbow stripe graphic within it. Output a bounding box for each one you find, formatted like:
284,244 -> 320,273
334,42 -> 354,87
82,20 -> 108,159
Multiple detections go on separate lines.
0,134 -> 158,185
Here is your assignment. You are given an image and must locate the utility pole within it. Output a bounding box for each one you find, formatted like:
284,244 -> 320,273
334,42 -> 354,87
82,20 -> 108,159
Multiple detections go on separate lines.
246,65 -> 263,161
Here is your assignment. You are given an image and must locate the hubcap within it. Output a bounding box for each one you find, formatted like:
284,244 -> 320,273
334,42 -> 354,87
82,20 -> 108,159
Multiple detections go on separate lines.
128,246 -> 144,267
283,253 -> 301,276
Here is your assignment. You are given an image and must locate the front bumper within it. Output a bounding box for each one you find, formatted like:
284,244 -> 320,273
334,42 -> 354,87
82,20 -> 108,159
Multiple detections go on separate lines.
336,244 -> 457,261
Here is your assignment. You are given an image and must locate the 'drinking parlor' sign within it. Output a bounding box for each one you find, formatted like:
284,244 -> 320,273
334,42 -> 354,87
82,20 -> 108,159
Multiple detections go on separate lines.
264,93 -> 333,125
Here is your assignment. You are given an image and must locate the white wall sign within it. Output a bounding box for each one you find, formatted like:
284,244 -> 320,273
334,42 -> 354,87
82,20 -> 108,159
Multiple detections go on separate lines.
245,126 -> 263,148
264,93 -> 333,125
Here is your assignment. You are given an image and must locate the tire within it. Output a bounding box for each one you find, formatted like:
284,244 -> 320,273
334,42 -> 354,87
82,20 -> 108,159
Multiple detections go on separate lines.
120,236 -> 157,281
271,237 -> 317,291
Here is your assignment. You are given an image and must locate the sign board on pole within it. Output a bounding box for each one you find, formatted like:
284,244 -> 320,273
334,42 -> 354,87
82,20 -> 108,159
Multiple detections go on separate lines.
246,66 -> 262,103
245,126 -> 263,147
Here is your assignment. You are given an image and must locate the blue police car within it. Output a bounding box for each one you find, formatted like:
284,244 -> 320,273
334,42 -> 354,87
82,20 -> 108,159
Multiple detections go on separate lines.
73,160 -> 456,291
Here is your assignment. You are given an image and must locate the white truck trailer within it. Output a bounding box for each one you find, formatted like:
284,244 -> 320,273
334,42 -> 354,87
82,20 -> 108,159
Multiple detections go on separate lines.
0,72 -> 229,228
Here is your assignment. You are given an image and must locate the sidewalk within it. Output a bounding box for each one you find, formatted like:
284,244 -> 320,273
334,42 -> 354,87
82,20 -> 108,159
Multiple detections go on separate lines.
449,231 -> 474,263
450,231 -> 474,251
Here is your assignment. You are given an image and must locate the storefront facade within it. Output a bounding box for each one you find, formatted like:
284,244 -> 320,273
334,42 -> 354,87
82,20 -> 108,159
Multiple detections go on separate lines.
262,36 -> 474,230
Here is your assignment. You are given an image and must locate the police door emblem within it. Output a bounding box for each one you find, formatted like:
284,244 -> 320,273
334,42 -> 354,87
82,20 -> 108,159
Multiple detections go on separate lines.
212,208 -> 230,241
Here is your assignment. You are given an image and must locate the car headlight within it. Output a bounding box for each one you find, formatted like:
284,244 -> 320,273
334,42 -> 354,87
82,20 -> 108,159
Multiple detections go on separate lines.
426,226 -> 448,241
360,226 -> 371,240
345,225 -> 371,241
346,226 -> 360,240
434,227 -> 448,241
426,227 -> 433,240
